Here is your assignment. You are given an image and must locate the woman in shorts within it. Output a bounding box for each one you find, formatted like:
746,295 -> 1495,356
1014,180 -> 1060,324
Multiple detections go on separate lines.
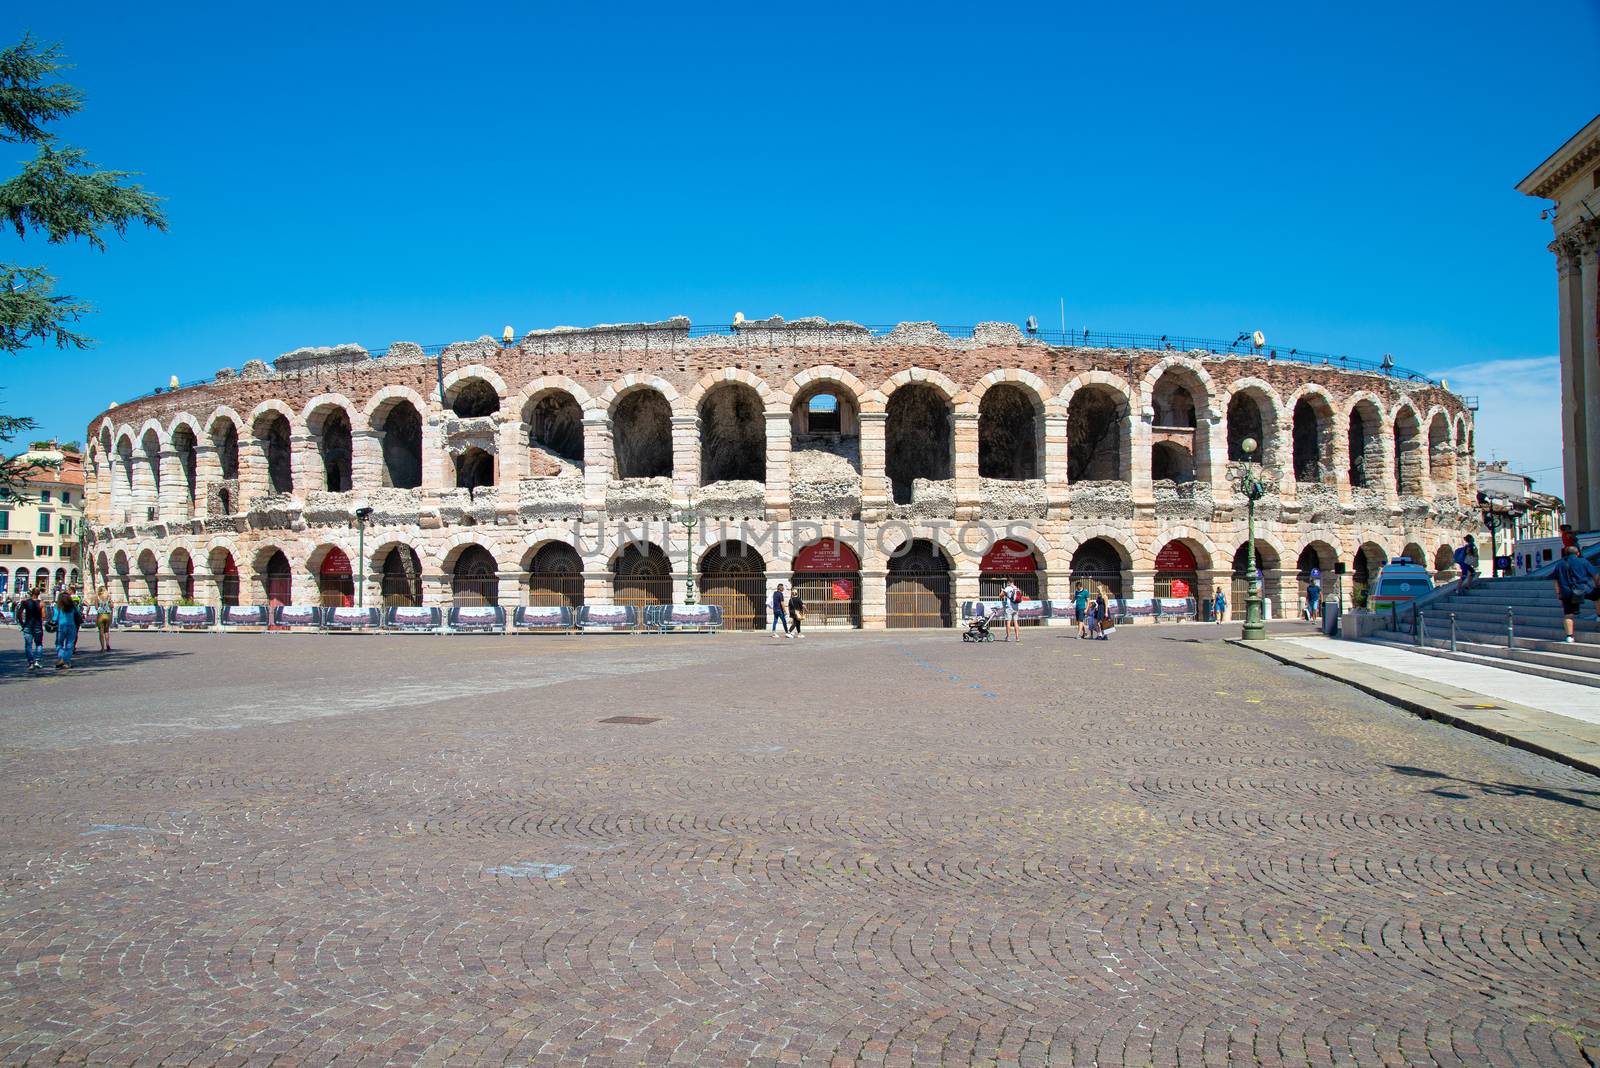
94,587 -> 114,652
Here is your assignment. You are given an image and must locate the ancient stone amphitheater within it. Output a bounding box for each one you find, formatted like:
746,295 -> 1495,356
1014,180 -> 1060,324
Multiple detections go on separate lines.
83,317 -> 1477,628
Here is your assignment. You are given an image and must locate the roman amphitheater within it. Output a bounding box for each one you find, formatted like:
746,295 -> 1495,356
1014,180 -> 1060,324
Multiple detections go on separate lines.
82,317 -> 1477,628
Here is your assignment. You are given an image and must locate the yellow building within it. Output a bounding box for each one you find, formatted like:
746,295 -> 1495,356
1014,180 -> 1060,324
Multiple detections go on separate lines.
1,445 -> 86,598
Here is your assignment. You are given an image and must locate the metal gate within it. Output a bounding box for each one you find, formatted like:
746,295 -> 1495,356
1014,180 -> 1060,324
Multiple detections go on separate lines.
613,545 -> 671,626
887,542 -> 952,628
791,573 -> 861,628
699,545 -> 766,630
528,543 -> 585,610
262,551 -> 292,625
318,548 -> 354,608
380,547 -> 422,607
219,554 -> 240,608
452,545 -> 499,607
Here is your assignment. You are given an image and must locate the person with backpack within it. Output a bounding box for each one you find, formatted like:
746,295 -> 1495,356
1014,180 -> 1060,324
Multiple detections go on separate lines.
1000,578 -> 1023,643
1453,534 -> 1480,594
769,583 -> 791,638
17,587 -> 45,671
51,589 -> 81,670
1553,545 -> 1600,643
1304,571 -> 1321,621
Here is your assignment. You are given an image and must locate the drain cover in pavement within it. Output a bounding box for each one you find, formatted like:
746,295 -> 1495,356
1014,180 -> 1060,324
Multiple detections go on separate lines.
1455,703 -> 1503,710
600,715 -> 660,725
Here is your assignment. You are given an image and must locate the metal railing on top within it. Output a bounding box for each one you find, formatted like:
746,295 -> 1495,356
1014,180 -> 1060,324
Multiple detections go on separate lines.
111,322 -> 1447,406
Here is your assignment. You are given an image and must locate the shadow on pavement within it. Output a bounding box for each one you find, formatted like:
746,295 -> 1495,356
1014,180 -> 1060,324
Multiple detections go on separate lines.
0,645 -> 192,685
1390,763 -> 1600,808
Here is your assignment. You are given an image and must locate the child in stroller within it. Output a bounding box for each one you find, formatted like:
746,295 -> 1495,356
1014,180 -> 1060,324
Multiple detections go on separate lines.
962,602 -> 996,642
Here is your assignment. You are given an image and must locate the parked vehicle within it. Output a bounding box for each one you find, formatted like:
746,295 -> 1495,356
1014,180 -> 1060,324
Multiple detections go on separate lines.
1367,559 -> 1435,612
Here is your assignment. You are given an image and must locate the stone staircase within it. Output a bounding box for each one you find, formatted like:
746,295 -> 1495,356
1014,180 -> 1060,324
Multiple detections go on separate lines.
1365,575 -> 1600,688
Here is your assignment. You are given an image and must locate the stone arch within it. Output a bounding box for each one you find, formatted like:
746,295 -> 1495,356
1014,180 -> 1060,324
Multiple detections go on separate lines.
134,547 -> 160,600
368,389 -> 423,490
785,366 -> 868,407
206,409 -> 242,482
1138,356 -> 1220,421
303,397 -> 357,493
167,545 -> 195,600
524,538 -> 585,610
506,375 -> 599,415
1287,385 -> 1337,485
1391,401 -> 1426,495
1426,408 -> 1455,493
1400,541 -> 1426,567
441,365 -> 508,418
884,380 -> 954,503
1067,533 -> 1132,599
684,367 -> 784,410
1141,526 -> 1217,570
1224,378 -> 1284,469
598,374 -> 684,413
1061,373 -> 1134,483
610,385 -> 674,479
168,418 -> 199,507
1433,543 -> 1456,580
1345,393 -> 1386,490
967,369 -> 1053,413
698,539 -> 769,630
977,379 -> 1045,481
520,386 -> 585,470
611,539 -> 673,615
876,367 -> 963,405
698,379 -> 767,485
450,543 -> 500,606
249,402 -> 296,494
371,541 -> 423,607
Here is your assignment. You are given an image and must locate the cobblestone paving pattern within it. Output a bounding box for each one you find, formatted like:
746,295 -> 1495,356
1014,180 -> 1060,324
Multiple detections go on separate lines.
2,629 -> 1598,1067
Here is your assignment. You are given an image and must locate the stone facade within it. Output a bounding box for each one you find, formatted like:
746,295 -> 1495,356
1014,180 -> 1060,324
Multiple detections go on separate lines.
82,318 -> 1477,626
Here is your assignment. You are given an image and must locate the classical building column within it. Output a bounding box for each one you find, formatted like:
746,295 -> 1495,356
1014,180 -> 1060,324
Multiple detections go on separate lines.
1204,409 -> 1229,506
497,420 -> 525,485
763,410 -> 791,522
858,410 -> 888,522
1330,424 -> 1352,504
860,566 -> 887,629
420,417 -> 449,492
1577,229 -> 1600,528
292,433 -> 321,494
239,438 -> 270,504
351,430 -> 384,493
952,411 -> 980,521
1042,412 -> 1069,518
671,414 -> 700,509
1127,568 -> 1156,603
157,449 -> 187,522
193,443 -> 220,511
1128,417 -> 1153,506
1270,418 -> 1295,504
582,412 -> 612,518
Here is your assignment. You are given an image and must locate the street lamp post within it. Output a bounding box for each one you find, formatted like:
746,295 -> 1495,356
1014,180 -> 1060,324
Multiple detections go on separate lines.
676,500 -> 698,605
1236,436 -> 1269,641
354,506 -> 373,607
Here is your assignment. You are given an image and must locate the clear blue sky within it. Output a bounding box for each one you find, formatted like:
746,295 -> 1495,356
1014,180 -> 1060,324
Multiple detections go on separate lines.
6,1 -> 1597,481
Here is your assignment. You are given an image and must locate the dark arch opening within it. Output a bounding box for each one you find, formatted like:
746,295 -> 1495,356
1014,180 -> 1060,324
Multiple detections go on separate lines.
454,446 -> 494,491
172,426 -> 197,505
257,414 -> 293,494
452,545 -> 499,606
613,390 -> 673,479
699,541 -> 768,629
379,545 -> 422,607
1292,397 -> 1331,483
1226,393 -> 1266,462
612,543 -> 672,619
261,549 -> 291,606
378,400 -> 423,489
1070,537 -> 1125,598
978,384 -> 1039,480
528,542 -> 584,610
886,539 -> 952,628
213,421 -> 240,480
699,383 -> 766,484
1348,403 -> 1382,489
1151,441 -> 1195,483
528,392 -> 584,467
315,409 -> 353,492
1067,386 -> 1126,483
449,378 -> 501,418
885,384 -> 953,504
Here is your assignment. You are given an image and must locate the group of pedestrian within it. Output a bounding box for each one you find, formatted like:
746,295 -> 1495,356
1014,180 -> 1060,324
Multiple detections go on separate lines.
13,585 -> 115,671
769,583 -> 807,638
1072,584 -> 1113,640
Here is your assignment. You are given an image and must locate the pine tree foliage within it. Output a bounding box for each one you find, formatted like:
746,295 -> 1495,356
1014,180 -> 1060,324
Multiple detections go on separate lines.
0,33 -> 166,500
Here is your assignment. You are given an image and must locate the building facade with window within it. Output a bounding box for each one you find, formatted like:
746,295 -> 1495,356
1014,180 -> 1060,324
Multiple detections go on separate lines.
0,444 -> 85,598
1519,114 -> 1600,532
81,317 -> 1477,626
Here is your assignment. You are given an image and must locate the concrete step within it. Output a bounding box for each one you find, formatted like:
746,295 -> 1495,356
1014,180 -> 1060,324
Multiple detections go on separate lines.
1364,632 -> 1600,690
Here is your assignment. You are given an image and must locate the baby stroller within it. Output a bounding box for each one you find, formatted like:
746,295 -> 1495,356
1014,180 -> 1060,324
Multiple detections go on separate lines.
962,609 -> 996,642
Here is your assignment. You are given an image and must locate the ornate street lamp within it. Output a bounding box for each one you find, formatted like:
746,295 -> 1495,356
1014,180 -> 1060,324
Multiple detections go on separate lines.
676,498 -> 699,605
1236,436 -> 1270,641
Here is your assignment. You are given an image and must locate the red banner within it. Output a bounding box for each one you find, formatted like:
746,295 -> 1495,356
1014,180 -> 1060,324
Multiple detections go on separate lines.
795,539 -> 860,573
980,539 -> 1037,573
320,548 -> 353,576
1154,541 -> 1197,571
1169,578 -> 1191,598
831,579 -> 855,601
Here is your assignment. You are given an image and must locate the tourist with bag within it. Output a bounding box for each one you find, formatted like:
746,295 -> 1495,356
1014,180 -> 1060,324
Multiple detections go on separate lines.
51,589 -> 81,670
17,587 -> 45,671
1553,545 -> 1599,644
1000,578 -> 1023,644
788,587 -> 806,638
1454,534 -> 1480,593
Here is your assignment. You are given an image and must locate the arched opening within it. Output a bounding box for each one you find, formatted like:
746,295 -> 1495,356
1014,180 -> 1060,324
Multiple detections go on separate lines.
68,567 -> 79,589
1151,377 -> 1199,429
612,543 -> 672,620
210,548 -> 239,608
1427,412 -> 1454,492
115,436 -> 136,509
1070,537 -> 1126,599
140,430 -> 162,516
377,545 -> 422,607
978,539 -> 1044,625
1433,544 -> 1456,584
1351,542 -> 1386,608
885,539 -> 952,628
452,545 -> 499,606
171,425 -> 198,507
311,407 -> 353,492
1153,539 -> 1203,601
885,384 -> 953,505
255,412 -> 294,494
1296,542 -> 1337,618
1231,541 -> 1281,616
978,384 -> 1040,480
260,549 -> 292,608
375,399 -> 423,489
1067,386 -> 1128,483
791,384 -> 861,518
1393,408 -> 1424,495
527,542 -> 584,610
1292,396 -> 1334,484
613,389 -> 673,479
1400,542 -> 1425,566
169,548 -> 193,602
1347,401 -> 1383,489
317,547 -> 354,608
14,567 -> 31,597
454,446 -> 495,491
448,377 -> 501,418
1226,391 -> 1268,464
212,420 -> 240,480
113,550 -> 130,600
699,383 -> 766,486
526,391 -> 584,471
53,567 -> 66,591
699,541 -> 767,630
0,567 -> 8,597
1151,441 -> 1195,483
791,538 -> 862,628
136,549 -> 159,601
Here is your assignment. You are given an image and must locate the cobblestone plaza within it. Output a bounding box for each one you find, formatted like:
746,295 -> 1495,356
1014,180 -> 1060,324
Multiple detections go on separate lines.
3,629 -> 1598,1066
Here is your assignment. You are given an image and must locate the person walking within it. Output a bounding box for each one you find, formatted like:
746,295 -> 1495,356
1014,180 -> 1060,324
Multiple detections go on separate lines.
51,589 -> 81,670
1304,571 -> 1321,622
1074,584 -> 1090,638
1454,534 -> 1480,594
94,587 -> 114,652
770,582 -> 791,638
17,587 -> 45,670
1083,596 -> 1099,641
1000,578 -> 1023,644
1553,545 -> 1600,643
1094,591 -> 1110,640
787,586 -> 806,638
1213,586 -> 1227,625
